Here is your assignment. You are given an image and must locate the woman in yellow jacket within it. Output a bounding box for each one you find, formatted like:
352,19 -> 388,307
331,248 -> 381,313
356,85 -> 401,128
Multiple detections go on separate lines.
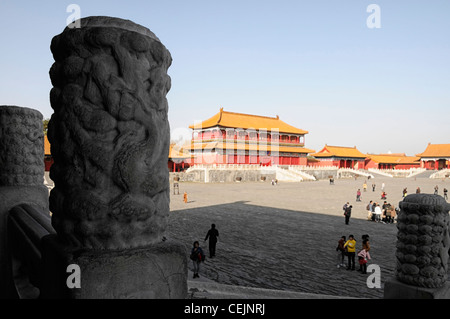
344,235 -> 356,270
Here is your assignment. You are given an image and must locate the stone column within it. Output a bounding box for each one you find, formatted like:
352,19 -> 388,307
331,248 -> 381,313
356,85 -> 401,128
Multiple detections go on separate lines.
384,194 -> 450,299
0,105 -> 49,298
41,17 -> 187,298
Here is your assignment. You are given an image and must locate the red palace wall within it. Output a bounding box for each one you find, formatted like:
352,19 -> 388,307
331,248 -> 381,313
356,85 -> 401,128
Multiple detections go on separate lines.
188,151 -> 308,166
309,158 -> 365,169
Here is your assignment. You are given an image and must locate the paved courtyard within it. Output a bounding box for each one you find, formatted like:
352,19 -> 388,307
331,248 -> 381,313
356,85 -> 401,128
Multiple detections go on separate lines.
166,175 -> 450,298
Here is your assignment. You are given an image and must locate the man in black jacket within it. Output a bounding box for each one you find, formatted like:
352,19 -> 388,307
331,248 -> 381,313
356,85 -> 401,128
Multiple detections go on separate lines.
344,205 -> 352,225
204,224 -> 219,258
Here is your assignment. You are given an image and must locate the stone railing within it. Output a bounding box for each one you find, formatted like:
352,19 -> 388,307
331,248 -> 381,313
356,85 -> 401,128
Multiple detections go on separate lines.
292,165 -> 339,170
0,105 -> 49,298
268,166 -> 303,182
368,168 -> 427,178
192,164 -> 262,170
367,168 -> 395,177
338,168 -> 374,179
286,166 -> 316,181
405,168 -> 427,178
8,204 -> 55,298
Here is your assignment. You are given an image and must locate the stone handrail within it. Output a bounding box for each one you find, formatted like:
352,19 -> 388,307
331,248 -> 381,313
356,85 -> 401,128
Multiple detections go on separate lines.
299,165 -> 339,170
338,168 -> 374,179
269,166 -> 303,182
367,168 -> 395,178
287,166 -> 316,181
8,204 -> 55,298
430,169 -> 450,179
187,164 -> 262,171
0,105 -> 49,298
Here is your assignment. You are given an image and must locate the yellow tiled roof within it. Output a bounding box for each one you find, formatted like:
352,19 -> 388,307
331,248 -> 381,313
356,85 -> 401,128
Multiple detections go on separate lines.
311,145 -> 367,158
169,143 -> 194,159
190,141 -> 315,154
416,143 -> 450,158
368,154 -> 420,164
189,108 -> 308,135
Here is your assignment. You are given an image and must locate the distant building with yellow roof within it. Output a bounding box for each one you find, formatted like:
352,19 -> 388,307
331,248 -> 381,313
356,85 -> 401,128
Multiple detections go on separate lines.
365,153 -> 421,170
43,111 -> 446,174
416,143 -> 450,170
309,145 -> 367,169
188,108 -> 314,165
168,143 -> 195,172
44,135 -> 53,171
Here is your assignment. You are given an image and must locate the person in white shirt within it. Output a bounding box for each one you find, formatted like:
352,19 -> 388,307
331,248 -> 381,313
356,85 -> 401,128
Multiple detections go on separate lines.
374,203 -> 382,222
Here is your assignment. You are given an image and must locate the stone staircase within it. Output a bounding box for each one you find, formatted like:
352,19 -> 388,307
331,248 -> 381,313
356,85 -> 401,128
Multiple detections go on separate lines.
430,169 -> 450,179
338,168 -> 374,179
187,271 -> 350,299
367,168 -> 394,178
287,166 -> 316,181
414,169 -> 438,179
265,166 -> 304,182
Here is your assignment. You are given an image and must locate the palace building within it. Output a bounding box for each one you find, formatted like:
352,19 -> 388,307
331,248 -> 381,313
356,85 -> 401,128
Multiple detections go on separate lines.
309,145 -> 367,169
44,135 -> 53,171
43,116 -> 449,173
364,153 -> 421,170
188,108 -> 315,166
168,143 -> 193,172
416,143 -> 450,170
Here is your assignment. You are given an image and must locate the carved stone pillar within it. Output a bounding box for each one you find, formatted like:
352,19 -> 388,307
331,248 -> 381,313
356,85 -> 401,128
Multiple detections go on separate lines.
0,105 -> 49,298
42,17 -> 187,298
385,194 -> 450,299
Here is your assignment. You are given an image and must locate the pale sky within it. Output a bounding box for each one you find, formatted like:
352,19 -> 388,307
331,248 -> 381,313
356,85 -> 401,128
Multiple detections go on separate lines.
1,0 -> 449,156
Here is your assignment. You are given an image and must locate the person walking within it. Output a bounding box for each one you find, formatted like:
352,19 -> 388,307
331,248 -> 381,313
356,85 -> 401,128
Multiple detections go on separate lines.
344,204 -> 353,225
190,241 -> 205,278
434,185 -> 439,195
336,236 -> 347,268
342,202 -> 349,217
356,189 -> 362,202
444,188 -> 448,200
343,202 -> 349,211
204,223 -> 219,258
344,235 -> 356,271
363,182 -> 367,192
184,192 -> 188,203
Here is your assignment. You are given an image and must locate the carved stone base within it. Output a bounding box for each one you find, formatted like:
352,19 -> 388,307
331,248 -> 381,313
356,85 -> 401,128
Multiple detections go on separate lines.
384,278 -> 450,299
40,234 -> 188,299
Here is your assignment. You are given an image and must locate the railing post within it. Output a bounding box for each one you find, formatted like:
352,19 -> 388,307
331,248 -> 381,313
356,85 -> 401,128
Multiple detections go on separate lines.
41,16 -> 187,298
0,105 -> 49,298
384,194 -> 450,298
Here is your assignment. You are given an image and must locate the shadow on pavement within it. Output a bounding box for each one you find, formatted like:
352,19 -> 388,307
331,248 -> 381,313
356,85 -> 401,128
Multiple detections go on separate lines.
167,201 -> 400,299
